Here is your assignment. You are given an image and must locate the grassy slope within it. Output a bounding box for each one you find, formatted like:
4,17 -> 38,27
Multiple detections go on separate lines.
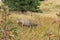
8,13 -> 58,40
0,0 -> 60,40
0,8 -> 59,40
40,0 -> 60,14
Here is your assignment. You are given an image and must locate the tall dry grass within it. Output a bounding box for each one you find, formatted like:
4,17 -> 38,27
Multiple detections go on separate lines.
7,12 -> 58,40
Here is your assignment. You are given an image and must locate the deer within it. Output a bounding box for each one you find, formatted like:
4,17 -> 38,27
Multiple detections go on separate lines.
17,19 -> 38,28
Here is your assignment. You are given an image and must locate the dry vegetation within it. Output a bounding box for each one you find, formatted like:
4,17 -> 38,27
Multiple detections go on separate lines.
0,0 -> 60,40
6,12 -> 58,40
0,12 -> 59,40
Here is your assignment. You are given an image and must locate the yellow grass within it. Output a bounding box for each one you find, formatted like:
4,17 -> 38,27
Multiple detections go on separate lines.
0,0 -> 60,40
8,13 -> 59,40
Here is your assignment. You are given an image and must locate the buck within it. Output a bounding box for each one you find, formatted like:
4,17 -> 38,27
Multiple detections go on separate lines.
17,19 -> 38,28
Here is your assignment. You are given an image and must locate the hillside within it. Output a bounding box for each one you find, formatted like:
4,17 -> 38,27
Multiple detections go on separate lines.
0,0 -> 60,40
7,13 -> 58,40
40,0 -> 60,14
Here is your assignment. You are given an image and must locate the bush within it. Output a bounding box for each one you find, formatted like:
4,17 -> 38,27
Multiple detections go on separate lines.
2,0 -> 43,13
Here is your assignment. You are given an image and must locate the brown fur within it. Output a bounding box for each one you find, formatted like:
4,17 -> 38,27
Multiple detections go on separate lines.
17,19 -> 38,28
